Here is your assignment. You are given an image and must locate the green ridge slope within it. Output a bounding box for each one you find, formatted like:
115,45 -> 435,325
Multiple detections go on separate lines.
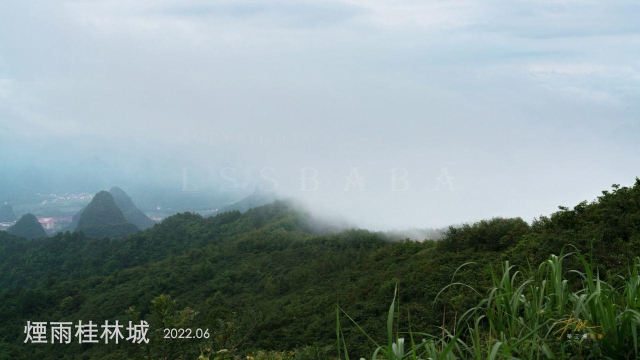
1,181 -> 640,359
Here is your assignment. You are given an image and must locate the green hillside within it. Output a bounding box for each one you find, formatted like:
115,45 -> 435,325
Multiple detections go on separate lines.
75,191 -> 140,238
5,213 -> 47,240
1,181 -> 640,359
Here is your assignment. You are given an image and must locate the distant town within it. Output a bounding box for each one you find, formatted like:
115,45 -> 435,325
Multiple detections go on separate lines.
0,191 -> 176,236
32,192 -> 94,205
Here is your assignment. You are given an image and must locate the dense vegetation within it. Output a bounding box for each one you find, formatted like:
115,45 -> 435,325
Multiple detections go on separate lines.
339,252 -> 640,359
6,213 -> 47,240
1,180 -> 640,359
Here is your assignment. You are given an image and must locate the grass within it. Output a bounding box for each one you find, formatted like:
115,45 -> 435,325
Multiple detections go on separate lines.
337,250 -> 640,359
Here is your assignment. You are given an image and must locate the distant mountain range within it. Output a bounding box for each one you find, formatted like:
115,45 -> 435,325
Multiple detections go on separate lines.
11,186 -> 283,239
219,188 -> 279,214
7,213 -> 47,240
74,191 -> 140,238
62,187 -> 154,238
109,187 -> 156,230
0,204 -> 17,222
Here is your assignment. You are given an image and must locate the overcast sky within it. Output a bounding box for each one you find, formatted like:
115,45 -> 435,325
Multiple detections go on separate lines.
1,0 -> 639,230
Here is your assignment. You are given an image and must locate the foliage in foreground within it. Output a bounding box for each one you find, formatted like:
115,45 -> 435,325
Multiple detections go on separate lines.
338,251 -> 640,359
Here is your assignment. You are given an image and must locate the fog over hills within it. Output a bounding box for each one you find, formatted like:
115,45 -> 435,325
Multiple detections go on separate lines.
1,0 -> 639,231
0,204 -> 17,223
0,2 -> 639,358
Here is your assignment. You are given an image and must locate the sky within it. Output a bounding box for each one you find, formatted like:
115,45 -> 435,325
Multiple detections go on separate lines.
1,0 -> 639,230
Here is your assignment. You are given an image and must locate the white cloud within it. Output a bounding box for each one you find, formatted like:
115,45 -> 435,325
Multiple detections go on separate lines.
0,79 -> 13,100
340,0 -> 482,28
525,62 -> 640,104
0,0 -> 639,228
527,63 -> 638,77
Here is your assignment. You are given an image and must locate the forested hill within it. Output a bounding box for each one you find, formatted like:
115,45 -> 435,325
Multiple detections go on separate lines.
74,191 -> 139,238
1,181 -> 640,359
6,213 -> 47,240
0,200 -> 316,295
61,187 -> 153,235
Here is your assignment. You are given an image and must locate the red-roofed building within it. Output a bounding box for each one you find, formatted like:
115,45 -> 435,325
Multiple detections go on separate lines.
37,217 -> 72,230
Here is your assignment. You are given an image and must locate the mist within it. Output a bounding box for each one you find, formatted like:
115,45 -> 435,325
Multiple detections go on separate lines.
1,0 -> 639,230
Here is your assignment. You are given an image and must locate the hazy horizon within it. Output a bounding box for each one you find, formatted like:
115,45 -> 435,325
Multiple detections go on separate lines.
1,0 -> 639,230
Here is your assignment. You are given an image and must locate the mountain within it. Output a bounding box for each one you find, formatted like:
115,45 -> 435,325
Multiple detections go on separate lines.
3,180 -> 640,359
109,186 -> 156,230
0,204 -> 17,222
62,187 -> 153,233
6,213 -> 47,240
61,206 -> 83,233
220,188 -> 279,213
74,191 -> 139,238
